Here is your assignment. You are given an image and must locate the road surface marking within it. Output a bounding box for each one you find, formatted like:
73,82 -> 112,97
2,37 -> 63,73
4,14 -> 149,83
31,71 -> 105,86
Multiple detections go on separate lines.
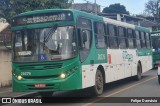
83,76 -> 157,106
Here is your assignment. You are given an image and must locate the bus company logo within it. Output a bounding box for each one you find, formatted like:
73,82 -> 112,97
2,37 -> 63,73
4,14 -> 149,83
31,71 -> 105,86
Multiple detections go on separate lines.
2,98 -> 11,103
122,51 -> 133,62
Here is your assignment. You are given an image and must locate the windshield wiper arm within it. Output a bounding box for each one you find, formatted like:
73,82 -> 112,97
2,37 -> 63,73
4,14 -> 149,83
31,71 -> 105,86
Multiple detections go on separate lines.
44,25 -> 58,43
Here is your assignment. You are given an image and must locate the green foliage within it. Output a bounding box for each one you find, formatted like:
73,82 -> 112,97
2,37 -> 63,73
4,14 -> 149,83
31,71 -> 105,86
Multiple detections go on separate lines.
102,3 -> 129,15
145,0 -> 160,18
0,0 -> 73,23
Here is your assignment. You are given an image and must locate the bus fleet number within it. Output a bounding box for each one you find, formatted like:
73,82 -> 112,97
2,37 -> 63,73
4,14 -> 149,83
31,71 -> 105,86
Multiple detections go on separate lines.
21,72 -> 31,76
98,54 -> 106,60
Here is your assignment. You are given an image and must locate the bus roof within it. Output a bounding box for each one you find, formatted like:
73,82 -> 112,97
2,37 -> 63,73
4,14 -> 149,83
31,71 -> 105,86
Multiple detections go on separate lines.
12,9 -> 150,33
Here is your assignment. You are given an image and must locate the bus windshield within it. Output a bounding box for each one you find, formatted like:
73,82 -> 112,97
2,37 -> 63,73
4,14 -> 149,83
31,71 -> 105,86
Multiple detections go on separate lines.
13,26 -> 77,62
152,38 -> 160,53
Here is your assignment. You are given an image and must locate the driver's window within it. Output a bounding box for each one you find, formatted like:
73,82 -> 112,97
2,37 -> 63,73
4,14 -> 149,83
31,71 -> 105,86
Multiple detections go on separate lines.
77,17 -> 92,62
80,29 -> 91,50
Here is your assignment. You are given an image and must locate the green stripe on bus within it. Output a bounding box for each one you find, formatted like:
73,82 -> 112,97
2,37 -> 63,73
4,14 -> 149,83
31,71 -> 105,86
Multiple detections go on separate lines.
136,49 -> 152,56
135,26 -> 150,33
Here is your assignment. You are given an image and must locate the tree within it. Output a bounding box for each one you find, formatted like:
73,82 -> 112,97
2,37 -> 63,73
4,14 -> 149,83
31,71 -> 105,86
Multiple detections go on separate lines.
0,0 -> 73,23
145,0 -> 160,20
102,3 -> 129,15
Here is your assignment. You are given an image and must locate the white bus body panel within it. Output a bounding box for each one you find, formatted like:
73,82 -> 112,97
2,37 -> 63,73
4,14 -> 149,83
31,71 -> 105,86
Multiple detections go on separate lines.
82,49 -> 152,89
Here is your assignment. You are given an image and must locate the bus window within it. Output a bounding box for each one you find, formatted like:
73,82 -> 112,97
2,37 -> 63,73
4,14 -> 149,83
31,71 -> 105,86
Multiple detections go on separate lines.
94,22 -> 106,49
77,17 -> 92,29
77,17 -> 92,62
108,24 -> 118,49
105,24 -> 109,48
140,32 -> 146,48
135,31 -> 141,49
146,33 -> 150,40
133,31 -> 137,48
108,24 -> 116,36
152,38 -> 160,52
146,33 -> 151,48
81,30 -> 91,49
118,26 -> 127,49
128,29 -> 134,49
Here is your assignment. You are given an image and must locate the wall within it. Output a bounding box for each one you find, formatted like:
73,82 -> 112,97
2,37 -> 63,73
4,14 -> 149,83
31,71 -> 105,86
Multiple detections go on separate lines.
0,46 -> 12,87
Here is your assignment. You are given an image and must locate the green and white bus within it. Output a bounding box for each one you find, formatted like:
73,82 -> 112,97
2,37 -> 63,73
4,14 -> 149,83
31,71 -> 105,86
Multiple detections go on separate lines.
151,31 -> 160,68
11,9 -> 152,96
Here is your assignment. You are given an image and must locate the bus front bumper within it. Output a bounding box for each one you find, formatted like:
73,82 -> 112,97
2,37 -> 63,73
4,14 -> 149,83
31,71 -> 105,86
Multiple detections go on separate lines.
12,71 -> 82,92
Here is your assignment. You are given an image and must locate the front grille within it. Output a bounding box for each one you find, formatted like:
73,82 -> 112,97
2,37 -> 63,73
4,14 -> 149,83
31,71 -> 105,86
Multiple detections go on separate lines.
23,75 -> 59,79
19,63 -> 63,70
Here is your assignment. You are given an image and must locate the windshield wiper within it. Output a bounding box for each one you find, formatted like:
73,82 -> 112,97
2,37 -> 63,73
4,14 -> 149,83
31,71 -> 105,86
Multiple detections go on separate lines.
42,25 -> 58,52
44,25 -> 58,43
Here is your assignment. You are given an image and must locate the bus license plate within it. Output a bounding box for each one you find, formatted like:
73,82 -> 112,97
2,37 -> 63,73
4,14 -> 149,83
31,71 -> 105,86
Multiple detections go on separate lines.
34,84 -> 46,88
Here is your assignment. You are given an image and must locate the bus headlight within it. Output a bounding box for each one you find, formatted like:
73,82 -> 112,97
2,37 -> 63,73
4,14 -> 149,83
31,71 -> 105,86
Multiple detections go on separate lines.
18,76 -> 23,80
152,49 -> 155,52
60,73 -> 66,79
59,66 -> 78,79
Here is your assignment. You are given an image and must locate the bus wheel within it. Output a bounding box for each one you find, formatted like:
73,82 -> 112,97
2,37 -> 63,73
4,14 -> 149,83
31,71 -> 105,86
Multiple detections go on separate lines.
134,63 -> 142,81
39,92 -> 54,97
93,69 -> 104,96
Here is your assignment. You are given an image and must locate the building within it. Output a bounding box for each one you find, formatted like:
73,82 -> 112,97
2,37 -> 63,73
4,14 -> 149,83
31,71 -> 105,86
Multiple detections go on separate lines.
0,18 -> 12,88
99,13 -> 143,26
0,18 -> 11,44
71,2 -> 100,14
98,13 -> 160,31
140,19 -> 160,31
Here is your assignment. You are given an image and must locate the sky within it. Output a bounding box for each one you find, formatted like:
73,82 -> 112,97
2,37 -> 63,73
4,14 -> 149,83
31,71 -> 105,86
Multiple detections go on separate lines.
74,0 -> 149,15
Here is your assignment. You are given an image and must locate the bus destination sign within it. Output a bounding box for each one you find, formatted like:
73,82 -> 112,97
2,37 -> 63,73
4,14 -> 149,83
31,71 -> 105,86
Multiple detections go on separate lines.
151,33 -> 160,36
12,12 -> 73,26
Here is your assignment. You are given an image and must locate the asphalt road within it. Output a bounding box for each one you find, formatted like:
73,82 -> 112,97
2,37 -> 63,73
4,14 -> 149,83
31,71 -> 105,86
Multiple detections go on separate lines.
2,69 -> 160,106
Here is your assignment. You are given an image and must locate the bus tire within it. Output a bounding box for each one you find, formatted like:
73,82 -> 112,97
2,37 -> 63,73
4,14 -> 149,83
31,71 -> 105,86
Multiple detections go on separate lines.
158,75 -> 160,84
93,69 -> 104,96
39,91 -> 54,97
134,63 -> 142,81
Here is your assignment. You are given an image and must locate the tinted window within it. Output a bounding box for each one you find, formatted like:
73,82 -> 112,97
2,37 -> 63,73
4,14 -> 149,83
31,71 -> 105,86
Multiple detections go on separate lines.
135,31 -> 141,48
146,40 -> 151,48
108,24 -> 116,36
140,32 -> 146,48
146,33 -> 150,40
128,29 -> 133,38
94,22 -> 106,48
108,24 -> 118,48
146,33 -> 151,48
118,27 -> 127,49
128,29 -> 134,49
141,32 -> 145,40
77,18 -> 92,62
118,27 -> 125,37
135,31 -> 140,39
77,18 -> 92,29
109,37 -> 118,48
